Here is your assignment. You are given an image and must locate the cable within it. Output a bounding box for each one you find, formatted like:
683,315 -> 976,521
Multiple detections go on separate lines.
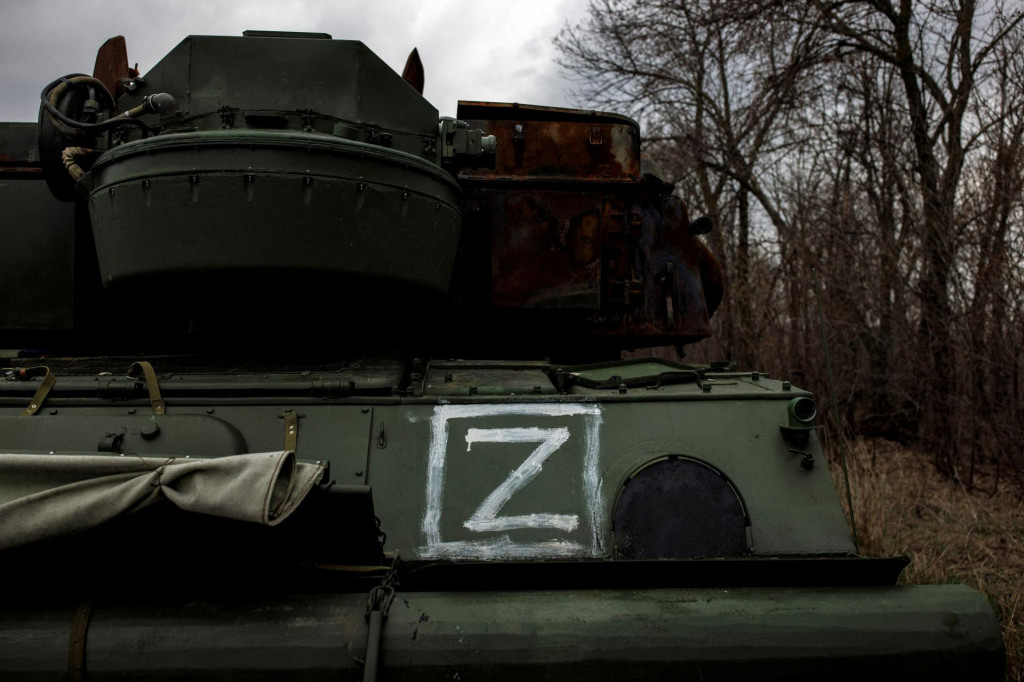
40,75 -> 153,137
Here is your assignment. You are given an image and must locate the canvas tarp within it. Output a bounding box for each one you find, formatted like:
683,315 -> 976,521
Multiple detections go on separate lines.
0,451 -> 324,551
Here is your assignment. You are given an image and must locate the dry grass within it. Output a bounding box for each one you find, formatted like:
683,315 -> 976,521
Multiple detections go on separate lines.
828,439 -> 1024,681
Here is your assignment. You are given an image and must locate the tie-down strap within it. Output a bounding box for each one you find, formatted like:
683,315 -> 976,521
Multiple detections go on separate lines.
2,366 -> 57,416
126,361 -> 165,415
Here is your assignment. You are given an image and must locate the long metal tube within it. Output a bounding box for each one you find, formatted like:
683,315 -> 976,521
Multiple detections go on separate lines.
0,586 -> 1003,681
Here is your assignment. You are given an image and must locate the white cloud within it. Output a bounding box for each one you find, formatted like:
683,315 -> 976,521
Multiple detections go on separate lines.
0,0 -> 593,122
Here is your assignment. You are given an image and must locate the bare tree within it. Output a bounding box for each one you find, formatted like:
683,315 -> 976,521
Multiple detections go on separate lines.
558,0 -> 828,366
558,0 -> 1024,483
801,0 -> 1024,472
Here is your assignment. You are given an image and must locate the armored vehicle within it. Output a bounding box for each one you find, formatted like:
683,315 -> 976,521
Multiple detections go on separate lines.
0,32 -> 1004,680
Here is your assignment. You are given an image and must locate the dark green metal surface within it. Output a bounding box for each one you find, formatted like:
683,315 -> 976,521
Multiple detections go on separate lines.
0,31 -> 1006,680
0,362 -> 879,559
0,123 -> 76,331
116,36 -> 440,159
84,130 -> 462,298
0,586 -> 1003,680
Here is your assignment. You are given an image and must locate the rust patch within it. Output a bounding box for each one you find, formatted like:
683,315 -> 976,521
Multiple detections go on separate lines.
401,48 -> 424,95
0,168 -> 44,178
458,101 -> 640,182
461,184 -> 722,341
488,189 -> 615,310
454,102 -> 722,346
92,36 -> 139,99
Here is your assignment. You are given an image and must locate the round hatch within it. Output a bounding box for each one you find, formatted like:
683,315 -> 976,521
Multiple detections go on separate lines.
613,456 -> 748,559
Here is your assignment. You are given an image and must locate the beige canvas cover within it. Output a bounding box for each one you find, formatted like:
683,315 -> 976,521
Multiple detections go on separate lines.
0,451 -> 323,551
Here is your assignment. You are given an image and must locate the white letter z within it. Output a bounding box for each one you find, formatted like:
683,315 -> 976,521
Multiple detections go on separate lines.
463,427 -> 578,533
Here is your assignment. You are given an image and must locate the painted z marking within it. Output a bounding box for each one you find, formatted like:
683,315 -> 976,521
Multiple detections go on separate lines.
463,427 -> 577,532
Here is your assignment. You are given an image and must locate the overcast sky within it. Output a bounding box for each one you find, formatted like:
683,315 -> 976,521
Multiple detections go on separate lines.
0,0 -> 593,122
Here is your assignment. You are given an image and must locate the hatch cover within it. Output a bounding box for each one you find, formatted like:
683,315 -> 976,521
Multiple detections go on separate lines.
613,456 -> 748,559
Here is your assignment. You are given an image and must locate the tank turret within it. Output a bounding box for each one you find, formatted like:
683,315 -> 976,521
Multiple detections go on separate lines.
34,32 -> 501,340
18,30 -> 724,354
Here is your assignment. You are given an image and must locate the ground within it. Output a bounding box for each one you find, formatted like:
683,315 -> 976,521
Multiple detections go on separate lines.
831,439 -> 1023,681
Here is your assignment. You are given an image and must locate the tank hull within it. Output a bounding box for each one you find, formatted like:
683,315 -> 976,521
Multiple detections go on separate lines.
0,29 -> 1008,681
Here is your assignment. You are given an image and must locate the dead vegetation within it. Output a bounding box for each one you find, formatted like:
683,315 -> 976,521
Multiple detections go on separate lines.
560,0 -> 1024,484
830,439 -> 1024,681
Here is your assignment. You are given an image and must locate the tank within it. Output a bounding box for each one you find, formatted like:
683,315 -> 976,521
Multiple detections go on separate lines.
0,32 -> 1004,680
